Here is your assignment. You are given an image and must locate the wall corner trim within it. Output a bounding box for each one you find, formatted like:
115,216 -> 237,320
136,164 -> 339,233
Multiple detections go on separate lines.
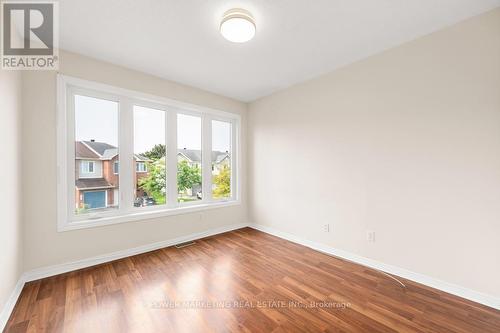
249,223 -> 500,310
0,277 -> 25,331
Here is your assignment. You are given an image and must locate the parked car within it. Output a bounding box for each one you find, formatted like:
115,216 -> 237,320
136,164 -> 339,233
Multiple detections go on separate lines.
134,196 -> 156,207
144,197 -> 156,206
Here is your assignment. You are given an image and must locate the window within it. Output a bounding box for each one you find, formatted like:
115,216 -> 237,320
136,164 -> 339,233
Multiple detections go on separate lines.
57,75 -> 240,231
177,114 -> 202,203
136,162 -> 148,173
212,120 -> 232,200
74,94 -> 119,215
81,161 -> 95,174
133,105 -> 165,207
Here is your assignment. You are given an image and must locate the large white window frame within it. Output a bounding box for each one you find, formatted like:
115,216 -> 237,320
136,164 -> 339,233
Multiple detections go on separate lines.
57,75 -> 241,232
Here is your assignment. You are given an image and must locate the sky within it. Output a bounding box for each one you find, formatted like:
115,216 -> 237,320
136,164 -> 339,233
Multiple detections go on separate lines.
134,106 -> 165,153
212,120 -> 231,152
74,95 -> 231,154
75,95 -> 119,146
177,113 -> 201,151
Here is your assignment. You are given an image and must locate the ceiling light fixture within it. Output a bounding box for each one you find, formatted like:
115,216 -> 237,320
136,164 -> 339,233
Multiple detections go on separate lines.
220,8 -> 256,43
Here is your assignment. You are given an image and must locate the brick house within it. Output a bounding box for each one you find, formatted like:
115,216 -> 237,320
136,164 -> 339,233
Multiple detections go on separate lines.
75,140 -> 149,211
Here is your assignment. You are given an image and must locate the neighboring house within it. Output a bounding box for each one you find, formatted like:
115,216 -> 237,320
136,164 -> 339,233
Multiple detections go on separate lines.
177,149 -> 230,195
211,151 -> 231,175
75,140 -> 149,211
177,149 -> 230,174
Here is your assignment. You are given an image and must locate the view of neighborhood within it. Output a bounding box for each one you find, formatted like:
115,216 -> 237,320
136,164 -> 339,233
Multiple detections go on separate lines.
74,141 -> 231,213
74,96 -> 232,214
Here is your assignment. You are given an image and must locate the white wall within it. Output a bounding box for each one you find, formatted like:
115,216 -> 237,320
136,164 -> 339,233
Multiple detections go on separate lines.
22,50 -> 247,270
0,70 -> 23,313
248,8 -> 500,298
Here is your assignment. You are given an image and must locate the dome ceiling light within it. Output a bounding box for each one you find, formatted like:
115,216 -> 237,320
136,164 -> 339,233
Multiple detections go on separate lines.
220,8 -> 256,43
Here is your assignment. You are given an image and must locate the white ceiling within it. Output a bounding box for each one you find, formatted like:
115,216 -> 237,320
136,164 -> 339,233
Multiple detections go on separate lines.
59,0 -> 500,102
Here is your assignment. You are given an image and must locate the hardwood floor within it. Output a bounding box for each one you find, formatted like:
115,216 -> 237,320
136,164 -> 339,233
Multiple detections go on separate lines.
5,228 -> 500,332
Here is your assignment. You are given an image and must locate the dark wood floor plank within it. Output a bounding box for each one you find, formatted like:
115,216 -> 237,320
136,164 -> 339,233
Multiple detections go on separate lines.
5,227 -> 500,333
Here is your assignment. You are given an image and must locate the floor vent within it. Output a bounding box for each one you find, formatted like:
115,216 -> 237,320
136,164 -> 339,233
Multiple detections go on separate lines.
175,241 -> 196,249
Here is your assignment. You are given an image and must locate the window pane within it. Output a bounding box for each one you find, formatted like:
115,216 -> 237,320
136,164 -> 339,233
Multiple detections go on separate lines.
74,95 -> 119,214
212,120 -> 231,199
177,114 -> 202,202
133,106 -> 166,207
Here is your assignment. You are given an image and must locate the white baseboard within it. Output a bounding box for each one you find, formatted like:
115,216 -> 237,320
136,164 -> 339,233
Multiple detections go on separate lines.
250,224 -> 500,310
0,277 -> 25,331
24,222 -> 249,282
1,222 -> 248,331
3,221 -> 497,332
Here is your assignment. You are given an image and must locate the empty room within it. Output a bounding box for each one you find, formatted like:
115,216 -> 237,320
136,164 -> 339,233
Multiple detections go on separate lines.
1,0 -> 500,332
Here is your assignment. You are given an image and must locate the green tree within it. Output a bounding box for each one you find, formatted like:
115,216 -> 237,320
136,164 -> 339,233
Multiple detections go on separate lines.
177,160 -> 201,194
213,165 -> 231,198
143,144 -> 166,160
138,159 -> 166,204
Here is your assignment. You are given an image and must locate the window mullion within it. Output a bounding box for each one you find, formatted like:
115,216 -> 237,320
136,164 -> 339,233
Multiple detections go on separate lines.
66,89 -> 75,221
202,115 -> 212,202
166,110 -> 178,208
231,120 -> 238,201
119,98 -> 134,213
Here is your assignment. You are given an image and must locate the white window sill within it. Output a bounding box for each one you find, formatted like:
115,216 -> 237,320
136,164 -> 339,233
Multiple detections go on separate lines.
58,200 -> 240,232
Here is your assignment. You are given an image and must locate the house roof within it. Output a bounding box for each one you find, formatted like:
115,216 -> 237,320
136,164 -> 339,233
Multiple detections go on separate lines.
83,141 -> 116,156
76,141 -> 226,163
76,141 -> 118,160
178,149 -> 201,162
213,152 -> 229,164
100,148 -> 118,160
135,154 -> 149,162
76,178 -> 114,190
76,141 -> 151,162
75,142 -> 100,159
178,149 -> 229,163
